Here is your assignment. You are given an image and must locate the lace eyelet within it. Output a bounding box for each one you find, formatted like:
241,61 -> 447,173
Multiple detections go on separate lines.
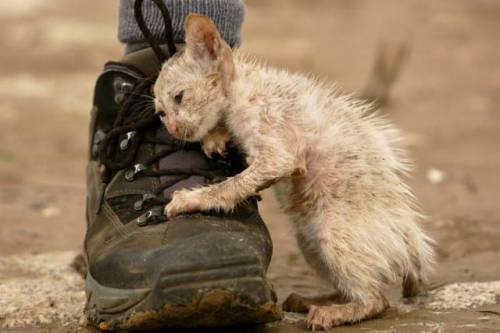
137,211 -> 151,226
114,93 -> 125,105
125,163 -> 147,181
133,200 -> 143,211
113,77 -> 134,92
91,129 -> 106,158
113,78 -> 134,105
133,193 -> 157,211
120,131 -> 137,151
120,81 -> 134,93
136,208 -> 164,226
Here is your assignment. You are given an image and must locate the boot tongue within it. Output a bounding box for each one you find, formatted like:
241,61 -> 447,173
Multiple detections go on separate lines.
119,45 -> 185,77
155,126 -> 211,200
119,47 -> 163,77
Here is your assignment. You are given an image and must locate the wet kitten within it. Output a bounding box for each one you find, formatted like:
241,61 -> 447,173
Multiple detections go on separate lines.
153,14 -> 434,331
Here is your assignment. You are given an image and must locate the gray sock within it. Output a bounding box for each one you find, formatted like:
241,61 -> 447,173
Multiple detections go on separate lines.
118,0 -> 245,54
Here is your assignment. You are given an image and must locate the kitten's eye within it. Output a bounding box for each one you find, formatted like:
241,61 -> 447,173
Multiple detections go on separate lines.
157,111 -> 166,119
174,90 -> 184,104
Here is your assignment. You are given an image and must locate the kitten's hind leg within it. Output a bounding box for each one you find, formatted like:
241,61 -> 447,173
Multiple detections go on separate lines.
282,292 -> 345,313
306,295 -> 389,331
292,210 -> 395,330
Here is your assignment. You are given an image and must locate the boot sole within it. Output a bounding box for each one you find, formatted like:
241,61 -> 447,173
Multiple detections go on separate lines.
85,267 -> 282,330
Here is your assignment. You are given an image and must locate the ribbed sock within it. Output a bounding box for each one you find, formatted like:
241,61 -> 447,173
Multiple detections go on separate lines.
118,0 -> 245,54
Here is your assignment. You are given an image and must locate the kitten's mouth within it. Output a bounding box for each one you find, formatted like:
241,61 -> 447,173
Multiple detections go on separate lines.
167,123 -> 195,141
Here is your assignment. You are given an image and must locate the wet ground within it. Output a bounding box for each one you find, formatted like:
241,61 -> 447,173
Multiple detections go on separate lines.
1,0 -> 500,332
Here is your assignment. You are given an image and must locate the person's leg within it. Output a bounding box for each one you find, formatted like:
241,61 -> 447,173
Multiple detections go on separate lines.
118,0 -> 245,53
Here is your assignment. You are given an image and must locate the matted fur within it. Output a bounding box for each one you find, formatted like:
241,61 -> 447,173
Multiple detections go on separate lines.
153,14 -> 435,330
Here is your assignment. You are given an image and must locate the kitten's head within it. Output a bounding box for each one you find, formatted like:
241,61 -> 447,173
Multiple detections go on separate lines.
153,14 -> 235,141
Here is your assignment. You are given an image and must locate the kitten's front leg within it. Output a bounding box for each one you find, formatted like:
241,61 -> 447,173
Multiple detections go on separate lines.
165,156 -> 295,218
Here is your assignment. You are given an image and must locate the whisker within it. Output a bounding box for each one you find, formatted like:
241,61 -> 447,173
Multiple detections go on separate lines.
134,101 -> 155,111
142,102 -> 155,110
138,94 -> 155,100
135,98 -> 154,106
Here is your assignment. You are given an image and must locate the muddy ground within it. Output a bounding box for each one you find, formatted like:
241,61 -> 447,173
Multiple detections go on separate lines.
0,0 -> 499,332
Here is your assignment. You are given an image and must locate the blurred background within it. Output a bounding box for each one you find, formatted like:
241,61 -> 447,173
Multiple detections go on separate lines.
0,0 -> 499,331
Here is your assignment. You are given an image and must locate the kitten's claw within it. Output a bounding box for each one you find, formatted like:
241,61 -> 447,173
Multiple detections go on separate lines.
202,136 -> 227,158
164,189 -> 202,218
202,128 -> 230,159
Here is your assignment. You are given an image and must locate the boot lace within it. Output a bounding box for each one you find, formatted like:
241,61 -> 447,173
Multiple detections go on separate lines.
96,0 -> 237,225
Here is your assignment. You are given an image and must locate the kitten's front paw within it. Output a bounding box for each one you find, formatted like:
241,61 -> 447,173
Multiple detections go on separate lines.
164,189 -> 202,218
202,129 -> 230,158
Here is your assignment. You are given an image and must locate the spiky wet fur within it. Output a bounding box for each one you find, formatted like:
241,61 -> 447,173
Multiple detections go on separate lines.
156,14 -> 435,330
232,56 -> 434,299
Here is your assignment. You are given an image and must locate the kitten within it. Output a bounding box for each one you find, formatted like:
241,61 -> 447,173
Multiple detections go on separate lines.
153,14 -> 434,331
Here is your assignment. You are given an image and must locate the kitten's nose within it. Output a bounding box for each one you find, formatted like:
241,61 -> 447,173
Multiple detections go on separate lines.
167,123 -> 180,137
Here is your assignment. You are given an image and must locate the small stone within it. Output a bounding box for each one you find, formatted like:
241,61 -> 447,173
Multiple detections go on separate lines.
428,281 -> 500,310
41,207 -> 61,217
426,168 -> 446,184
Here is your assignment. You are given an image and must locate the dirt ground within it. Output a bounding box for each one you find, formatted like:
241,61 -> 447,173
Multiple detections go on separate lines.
1,0 -> 499,332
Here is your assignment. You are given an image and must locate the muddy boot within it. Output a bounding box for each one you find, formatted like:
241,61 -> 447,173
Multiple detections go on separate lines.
84,41 -> 281,330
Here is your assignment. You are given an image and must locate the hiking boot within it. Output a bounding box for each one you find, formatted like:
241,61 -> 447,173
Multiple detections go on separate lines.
83,46 -> 282,330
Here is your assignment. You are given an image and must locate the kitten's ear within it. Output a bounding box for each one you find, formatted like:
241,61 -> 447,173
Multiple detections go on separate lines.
184,14 -> 235,95
184,14 -> 221,60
